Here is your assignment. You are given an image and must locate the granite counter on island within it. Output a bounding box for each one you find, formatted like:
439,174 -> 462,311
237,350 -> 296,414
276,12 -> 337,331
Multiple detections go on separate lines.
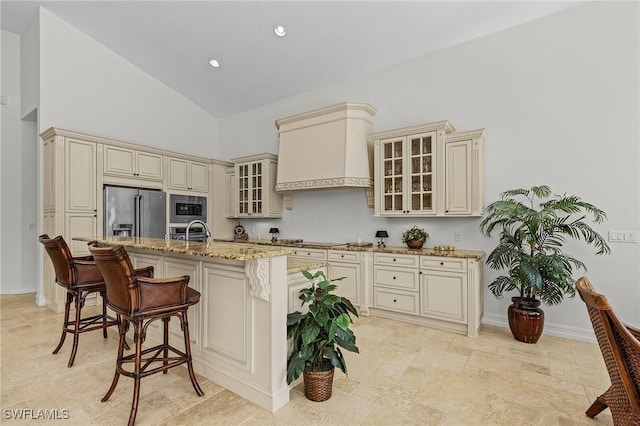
74,236 -> 326,413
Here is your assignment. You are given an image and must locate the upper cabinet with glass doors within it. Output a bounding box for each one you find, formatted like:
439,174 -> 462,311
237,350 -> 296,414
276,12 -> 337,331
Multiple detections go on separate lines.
231,153 -> 282,218
373,120 -> 485,217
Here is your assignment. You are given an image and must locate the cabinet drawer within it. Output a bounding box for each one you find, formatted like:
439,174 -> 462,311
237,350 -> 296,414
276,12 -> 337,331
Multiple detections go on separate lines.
328,250 -> 359,263
374,253 -> 419,267
374,266 -> 419,291
374,288 -> 419,314
420,256 -> 467,272
290,248 -> 327,261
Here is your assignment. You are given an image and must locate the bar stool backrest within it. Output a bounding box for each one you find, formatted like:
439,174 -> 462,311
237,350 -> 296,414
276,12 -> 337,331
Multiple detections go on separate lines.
89,245 -> 136,315
39,234 -> 75,288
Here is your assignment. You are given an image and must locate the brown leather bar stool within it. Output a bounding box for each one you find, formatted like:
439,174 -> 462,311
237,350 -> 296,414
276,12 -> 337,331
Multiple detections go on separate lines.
89,243 -> 204,426
39,234 -> 124,367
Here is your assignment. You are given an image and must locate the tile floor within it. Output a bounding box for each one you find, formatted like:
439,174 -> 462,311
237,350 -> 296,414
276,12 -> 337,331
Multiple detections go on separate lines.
1,293 -> 613,425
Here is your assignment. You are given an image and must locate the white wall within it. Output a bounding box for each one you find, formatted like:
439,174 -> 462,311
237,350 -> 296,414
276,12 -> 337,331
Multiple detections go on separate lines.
219,2 -> 640,338
38,8 -> 219,157
0,8 -> 223,296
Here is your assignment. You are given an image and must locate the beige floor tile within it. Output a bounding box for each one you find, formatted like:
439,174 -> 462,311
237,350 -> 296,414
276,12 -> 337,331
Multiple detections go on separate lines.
0,293 -> 617,425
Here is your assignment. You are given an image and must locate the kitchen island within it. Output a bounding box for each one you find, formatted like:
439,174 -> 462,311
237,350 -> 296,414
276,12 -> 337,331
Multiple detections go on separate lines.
74,236 -> 326,412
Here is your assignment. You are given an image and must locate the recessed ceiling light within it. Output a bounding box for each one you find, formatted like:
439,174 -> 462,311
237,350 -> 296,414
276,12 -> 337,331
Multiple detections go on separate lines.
273,25 -> 286,37
209,59 -> 220,68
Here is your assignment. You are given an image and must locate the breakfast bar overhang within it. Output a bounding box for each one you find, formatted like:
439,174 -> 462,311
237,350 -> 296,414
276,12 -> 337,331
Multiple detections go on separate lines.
75,237 -> 321,413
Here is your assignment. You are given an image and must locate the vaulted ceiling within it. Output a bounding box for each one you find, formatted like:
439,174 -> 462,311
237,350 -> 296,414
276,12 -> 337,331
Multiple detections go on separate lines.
1,1 -> 582,118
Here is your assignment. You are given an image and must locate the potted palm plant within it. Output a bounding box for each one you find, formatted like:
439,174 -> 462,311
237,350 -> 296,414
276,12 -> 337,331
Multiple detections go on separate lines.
479,185 -> 610,343
286,270 -> 359,401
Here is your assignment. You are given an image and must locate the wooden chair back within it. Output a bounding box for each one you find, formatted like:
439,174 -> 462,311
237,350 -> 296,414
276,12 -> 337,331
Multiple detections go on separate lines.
576,276 -> 640,423
88,245 -> 137,315
39,234 -> 75,287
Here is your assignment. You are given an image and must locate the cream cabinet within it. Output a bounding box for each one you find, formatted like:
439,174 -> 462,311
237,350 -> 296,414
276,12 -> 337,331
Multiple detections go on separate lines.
288,247 -> 327,261
167,157 -> 209,193
327,250 -> 361,306
231,153 -> 282,218
443,130 -> 486,216
103,145 -> 163,182
163,257 -> 201,349
373,121 -> 486,217
66,139 -> 97,213
372,253 -> 420,314
376,131 -> 438,216
129,251 -> 164,273
40,129 -> 101,312
419,257 -> 467,322
225,167 -> 238,219
369,251 -> 483,337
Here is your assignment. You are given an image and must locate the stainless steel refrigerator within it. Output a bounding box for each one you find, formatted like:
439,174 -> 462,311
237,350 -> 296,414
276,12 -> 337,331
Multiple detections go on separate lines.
104,186 -> 166,238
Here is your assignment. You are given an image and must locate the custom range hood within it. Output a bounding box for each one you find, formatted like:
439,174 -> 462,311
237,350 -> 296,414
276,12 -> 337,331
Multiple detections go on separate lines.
275,102 -> 376,208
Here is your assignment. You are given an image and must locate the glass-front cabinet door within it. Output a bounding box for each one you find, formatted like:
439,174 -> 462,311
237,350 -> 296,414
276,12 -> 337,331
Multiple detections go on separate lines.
381,137 -> 405,213
408,133 -> 435,214
232,153 -> 282,219
251,161 -> 263,215
237,161 -> 264,216
379,131 -> 436,216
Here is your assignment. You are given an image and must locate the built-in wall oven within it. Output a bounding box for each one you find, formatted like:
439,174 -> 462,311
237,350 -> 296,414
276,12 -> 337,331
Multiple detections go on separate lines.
169,194 -> 207,224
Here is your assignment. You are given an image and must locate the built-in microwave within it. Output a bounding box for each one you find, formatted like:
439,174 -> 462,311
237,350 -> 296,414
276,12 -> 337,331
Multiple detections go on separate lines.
169,194 -> 207,223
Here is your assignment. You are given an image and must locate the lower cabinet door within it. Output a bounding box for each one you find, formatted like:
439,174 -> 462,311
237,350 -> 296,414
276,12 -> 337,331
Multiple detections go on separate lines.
163,258 -> 201,348
65,213 -> 96,256
129,252 -> 163,276
327,262 -> 360,306
201,263 -> 250,368
420,271 -> 467,322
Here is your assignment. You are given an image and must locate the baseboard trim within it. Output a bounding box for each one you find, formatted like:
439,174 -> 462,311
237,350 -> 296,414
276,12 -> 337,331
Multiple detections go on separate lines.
0,285 -> 37,295
483,313 -> 596,343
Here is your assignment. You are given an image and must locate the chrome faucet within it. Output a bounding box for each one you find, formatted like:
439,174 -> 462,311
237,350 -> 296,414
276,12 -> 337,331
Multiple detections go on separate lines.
185,220 -> 211,242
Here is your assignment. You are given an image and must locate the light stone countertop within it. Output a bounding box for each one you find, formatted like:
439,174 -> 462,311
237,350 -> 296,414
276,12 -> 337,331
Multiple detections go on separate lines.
215,238 -> 484,260
286,258 -> 327,275
73,236 -> 293,262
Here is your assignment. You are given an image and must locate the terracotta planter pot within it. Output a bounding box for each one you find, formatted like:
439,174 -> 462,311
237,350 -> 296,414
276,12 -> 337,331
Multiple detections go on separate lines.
508,297 -> 544,343
406,240 -> 424,249
303,368 -> 334,401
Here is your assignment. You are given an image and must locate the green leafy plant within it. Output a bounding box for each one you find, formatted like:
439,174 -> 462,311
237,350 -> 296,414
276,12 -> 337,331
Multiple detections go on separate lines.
286,270 -> 359,384
479,185 -> 610,306
401,226 -> 429,243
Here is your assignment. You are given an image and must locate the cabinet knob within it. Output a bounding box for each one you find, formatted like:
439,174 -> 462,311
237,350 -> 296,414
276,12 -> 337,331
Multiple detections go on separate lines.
440,262 -> 444,266
392,276 -> 396,280
393,258 -> 396,262
393,299 -> 397,303
341,254 -> 344,258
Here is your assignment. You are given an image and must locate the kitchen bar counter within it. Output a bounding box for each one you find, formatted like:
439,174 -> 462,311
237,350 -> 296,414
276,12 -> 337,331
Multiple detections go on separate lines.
74,236 -> 293,261
74,236 -> 296,413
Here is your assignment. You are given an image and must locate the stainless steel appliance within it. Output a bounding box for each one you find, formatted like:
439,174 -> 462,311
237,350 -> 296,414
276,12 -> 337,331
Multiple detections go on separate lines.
169,194 -> 207,224
104,186 -> 166,238
170,226 -> 208,242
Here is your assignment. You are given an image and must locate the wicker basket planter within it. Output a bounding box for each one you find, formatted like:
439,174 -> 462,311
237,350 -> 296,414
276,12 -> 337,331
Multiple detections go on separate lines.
303,368 -> 335,401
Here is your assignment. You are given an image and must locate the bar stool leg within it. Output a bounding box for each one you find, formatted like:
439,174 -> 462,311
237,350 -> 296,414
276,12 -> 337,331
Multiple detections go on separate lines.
128,320 -> 143,426
182,310 -> 204,397
53,292 -> 73,355
67,292 -> 83,367
101,290 -> 108,339
162,317 -> 169,374
102,319 -> 127,403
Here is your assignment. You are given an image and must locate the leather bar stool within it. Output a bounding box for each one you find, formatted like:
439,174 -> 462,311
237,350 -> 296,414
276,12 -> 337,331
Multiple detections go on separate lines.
89,243 -> 203,426
39,234 -> 126,367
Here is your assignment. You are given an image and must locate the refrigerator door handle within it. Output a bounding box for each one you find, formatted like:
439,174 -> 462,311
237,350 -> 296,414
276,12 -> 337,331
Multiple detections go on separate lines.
134,195 -> 141,238
139,195 -> 144,238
